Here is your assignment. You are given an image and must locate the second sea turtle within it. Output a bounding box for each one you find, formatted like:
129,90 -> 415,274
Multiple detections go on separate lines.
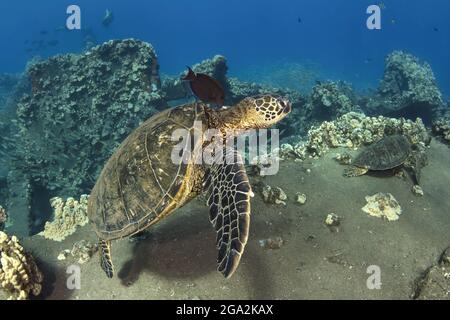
343,134 -> 427,184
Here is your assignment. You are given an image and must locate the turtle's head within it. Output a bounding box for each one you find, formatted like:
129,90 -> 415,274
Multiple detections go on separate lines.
234,95 -> 291,129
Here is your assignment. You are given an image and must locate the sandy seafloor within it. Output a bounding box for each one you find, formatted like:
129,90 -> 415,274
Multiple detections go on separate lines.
3,139 -> 450,300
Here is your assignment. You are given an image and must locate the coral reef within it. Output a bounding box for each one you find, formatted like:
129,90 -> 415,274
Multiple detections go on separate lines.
0,74 -> 20,108
162,54 -> 304,108
13,39 -> 164,196
0,231 -> 43,300
279,112 -> 429,160
39,195 -> 89,242
362,193 -> 402,221
432,116 -> 450,146
325,213 -> 341,232
366,51 -> 445,123
308,81 -> 358,120
0,205 -> 7,231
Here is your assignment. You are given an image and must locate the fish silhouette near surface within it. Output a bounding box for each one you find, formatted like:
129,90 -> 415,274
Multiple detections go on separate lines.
182,67 -> 225,106
102,9 -> 114,27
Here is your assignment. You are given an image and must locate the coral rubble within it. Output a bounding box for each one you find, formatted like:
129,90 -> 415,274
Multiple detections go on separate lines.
259,237 -> 284,250
39,195 -> 89,242
0,231 -> 43,300
162,55 -> 229,103
295,193 -> 307,205
362,193 -> 402,221
58,240 -> 98,264
261,185 -> 287,205
279,112 -> 429,160
308,81 -> 358,120
366,51 -> 445,123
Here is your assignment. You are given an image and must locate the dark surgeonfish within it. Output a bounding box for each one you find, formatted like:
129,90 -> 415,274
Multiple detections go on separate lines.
182,67 -> 225,106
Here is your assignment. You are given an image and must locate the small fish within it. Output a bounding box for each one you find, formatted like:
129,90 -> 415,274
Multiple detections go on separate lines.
298,17 -> 302,23
102,9 -> 114,27
40,30 -> 48,35
391,18 -> 396,24
364,58 -> 373,64
182,67 -> 225,106
433,27 -> 439,32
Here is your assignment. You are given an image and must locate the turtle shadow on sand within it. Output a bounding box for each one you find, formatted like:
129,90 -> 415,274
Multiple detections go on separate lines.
35,258 -> 74,300
117,201 -> 277,299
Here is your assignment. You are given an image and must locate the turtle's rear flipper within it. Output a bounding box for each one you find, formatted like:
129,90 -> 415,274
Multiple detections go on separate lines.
205,148 -> 253,278
99,239 -> 114,278
344,166 -> 368,177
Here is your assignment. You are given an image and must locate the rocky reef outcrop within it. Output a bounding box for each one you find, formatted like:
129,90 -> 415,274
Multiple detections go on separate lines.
366,51 -> 445,123
279,112 -> 429,160
13,39 -> 164,197
432,116 -> 450,146
307,80 -> 359,121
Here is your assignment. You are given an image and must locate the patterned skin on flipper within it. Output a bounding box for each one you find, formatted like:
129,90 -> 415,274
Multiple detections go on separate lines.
100,239 -> 114,278
205,148 -> 252,278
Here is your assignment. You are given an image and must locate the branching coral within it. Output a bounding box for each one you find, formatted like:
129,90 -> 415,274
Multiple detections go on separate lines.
39,195 -> 89,242
0,231 -> 43,300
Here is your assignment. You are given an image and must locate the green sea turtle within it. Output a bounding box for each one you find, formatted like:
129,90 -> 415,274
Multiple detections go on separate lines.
343,134 -> 427,184
88,95 -> 291,278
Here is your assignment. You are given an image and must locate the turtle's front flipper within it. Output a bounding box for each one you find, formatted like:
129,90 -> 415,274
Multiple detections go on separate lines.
205,149 -> 253,278
99,239 -> 114,278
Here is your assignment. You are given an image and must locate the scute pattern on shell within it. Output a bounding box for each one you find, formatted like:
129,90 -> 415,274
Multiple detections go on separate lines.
352,135 -> 411,171
88,103 -> 208,240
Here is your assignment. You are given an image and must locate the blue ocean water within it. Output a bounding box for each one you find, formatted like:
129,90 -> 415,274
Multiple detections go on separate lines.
0,0 -> 449,96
